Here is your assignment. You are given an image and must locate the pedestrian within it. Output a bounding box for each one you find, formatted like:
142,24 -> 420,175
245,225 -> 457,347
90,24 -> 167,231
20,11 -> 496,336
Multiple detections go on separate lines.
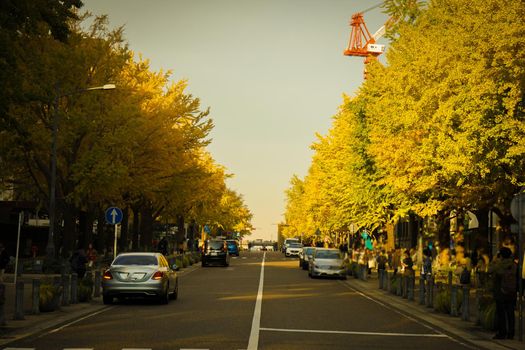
422,248 -> 432,280
0,243 -> 10,283
402,250 -> 414,276
86,243 -> 97,268
70,248 -> 87,279
377,250 -> 388,274
489,247 -> 517,340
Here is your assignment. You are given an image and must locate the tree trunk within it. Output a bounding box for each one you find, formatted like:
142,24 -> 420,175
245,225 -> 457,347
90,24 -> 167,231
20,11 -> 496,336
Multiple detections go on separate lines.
176,215 -> 185,249
436,209 -> 451,250
139,206 -> 154,251
61,204 -> 78,258
119,207 -> 129,252
96,208 -> 106,253
131,206 -> 140,250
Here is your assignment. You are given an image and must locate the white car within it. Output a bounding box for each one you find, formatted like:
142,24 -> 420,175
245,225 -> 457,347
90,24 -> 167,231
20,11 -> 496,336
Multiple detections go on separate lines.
282,238 -> 300,253
285,243 -> 303,257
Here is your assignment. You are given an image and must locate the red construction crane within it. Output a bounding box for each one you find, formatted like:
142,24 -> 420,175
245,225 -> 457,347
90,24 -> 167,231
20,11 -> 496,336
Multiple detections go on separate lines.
344,3 -> 387,76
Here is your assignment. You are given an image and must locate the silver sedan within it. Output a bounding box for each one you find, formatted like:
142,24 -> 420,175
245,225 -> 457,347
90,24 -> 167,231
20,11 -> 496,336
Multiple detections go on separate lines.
102,252 -> 179,304
308,248 -> 346,279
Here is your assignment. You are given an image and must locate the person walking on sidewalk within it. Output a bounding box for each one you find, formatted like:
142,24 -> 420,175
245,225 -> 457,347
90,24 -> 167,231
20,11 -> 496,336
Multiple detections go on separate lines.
86,243 -> 97,269
489,247 -> 517,340
0,243 -> 9,282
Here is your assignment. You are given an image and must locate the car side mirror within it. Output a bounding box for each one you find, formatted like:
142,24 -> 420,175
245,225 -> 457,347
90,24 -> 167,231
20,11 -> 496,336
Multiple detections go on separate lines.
172,264 -> 180,271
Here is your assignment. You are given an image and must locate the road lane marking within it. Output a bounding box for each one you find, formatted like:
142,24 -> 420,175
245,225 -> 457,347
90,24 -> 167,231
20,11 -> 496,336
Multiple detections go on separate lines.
45,307 -> 114,335
259,327 -> 447,337
247,251 -> 266,350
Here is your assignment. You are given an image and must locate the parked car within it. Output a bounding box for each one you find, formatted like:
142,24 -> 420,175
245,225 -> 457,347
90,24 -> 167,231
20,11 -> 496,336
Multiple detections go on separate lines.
226,239 -> 240,256
282,238 -> 300,253
299,246 -> 315,269
202,239 -> 230,267
102,252 -> 179,305
285,242 -> 303,257
308,248 -> 346,279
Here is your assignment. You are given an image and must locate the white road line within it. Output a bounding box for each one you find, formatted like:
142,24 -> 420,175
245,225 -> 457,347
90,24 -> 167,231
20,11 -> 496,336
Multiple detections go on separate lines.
63,348 -> 94,350
260,327 -> 447,338
45,307 -> 114,335
3,348 -> 35,350
339,281 -> 440,333
247,251 -> 266,350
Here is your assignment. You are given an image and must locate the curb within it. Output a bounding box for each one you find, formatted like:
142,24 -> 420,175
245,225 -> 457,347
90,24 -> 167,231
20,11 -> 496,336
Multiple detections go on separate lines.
0,300 -> 108,347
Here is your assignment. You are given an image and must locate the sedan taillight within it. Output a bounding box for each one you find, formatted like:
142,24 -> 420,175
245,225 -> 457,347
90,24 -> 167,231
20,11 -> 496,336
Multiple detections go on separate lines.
103,270 -> 113,280
152,271 -> 164,280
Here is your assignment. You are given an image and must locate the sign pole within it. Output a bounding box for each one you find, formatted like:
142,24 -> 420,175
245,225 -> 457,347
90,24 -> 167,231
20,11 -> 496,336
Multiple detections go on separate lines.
14,212 -> 23,286
114,224 -> 118,261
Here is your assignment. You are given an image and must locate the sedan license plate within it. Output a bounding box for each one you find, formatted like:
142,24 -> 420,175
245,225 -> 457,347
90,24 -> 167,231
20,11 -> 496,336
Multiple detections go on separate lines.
130,273 -> 146,280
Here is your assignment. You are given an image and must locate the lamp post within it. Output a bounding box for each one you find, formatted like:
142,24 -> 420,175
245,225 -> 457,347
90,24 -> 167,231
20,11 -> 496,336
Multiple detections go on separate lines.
46,84 -> 116,258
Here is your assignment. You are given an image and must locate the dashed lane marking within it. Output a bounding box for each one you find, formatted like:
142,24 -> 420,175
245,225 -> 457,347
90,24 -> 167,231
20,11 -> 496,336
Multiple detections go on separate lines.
259,327 -> 448,338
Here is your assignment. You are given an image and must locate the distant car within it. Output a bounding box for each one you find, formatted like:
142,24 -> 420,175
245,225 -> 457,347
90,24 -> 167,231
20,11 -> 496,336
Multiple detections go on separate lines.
250,245 -> 263,251
264,245 -> 274,251
226,239 -> 240,256
282,238 -> 300,253
102,252 -> 179,305
308,248 -> 346,279
285,242 -> 303,257
202,239 -> 230,267
299,246 -> 315,269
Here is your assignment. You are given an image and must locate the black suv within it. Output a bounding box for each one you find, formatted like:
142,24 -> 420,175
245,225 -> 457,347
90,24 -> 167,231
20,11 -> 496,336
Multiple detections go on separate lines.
202,239 -> 230,267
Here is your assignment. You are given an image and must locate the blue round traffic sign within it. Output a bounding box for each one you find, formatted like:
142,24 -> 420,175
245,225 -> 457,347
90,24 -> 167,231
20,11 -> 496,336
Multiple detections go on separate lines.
105,207 -> 123,225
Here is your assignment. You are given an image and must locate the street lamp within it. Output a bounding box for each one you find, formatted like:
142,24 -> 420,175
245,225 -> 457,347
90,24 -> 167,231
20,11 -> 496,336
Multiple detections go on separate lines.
46,83 -> 116,258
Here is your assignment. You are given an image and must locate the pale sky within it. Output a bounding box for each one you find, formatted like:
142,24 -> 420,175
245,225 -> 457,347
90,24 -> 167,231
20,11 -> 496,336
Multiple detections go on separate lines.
83,0 -> 389,241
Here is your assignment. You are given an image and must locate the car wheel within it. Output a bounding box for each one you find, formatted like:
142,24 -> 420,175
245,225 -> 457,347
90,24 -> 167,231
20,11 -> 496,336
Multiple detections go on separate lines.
170,281 -> 178,300
202,260 -> 207,267
159,287 -> 169,305
103,294 -> 113,305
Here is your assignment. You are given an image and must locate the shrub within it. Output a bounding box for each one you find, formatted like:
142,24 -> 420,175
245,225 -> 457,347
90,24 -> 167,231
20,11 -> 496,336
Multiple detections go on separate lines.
390,276 -> 399,292
478,295 -> 496,330
39,283 -> 61,312
182,256 -> 190,268
434,287 -> 463,314
77,277 -> 93,302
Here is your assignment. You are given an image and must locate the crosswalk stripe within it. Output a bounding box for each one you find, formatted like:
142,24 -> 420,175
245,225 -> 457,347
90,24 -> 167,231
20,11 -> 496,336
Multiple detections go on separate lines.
3,348 -> 35,350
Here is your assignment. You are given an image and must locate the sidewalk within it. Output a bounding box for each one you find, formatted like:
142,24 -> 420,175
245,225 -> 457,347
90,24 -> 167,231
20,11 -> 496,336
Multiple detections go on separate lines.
345,272 -> 525,350
0,273 -> 107,347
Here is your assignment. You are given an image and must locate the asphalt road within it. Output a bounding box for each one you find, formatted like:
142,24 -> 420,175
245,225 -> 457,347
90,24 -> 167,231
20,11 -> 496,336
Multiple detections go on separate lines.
4,251 -> 476,350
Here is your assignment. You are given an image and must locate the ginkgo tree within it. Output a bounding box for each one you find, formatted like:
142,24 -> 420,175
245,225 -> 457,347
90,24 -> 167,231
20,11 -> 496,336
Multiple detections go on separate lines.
284,0 -> 525,248
0,11 -> 253,258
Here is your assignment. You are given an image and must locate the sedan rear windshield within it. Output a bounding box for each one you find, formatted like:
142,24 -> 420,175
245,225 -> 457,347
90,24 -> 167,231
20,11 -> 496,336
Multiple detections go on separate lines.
208,241 -> 224,249
289,243 -> 302,248
315,251 -> 341,259
113,255 -> 158,266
